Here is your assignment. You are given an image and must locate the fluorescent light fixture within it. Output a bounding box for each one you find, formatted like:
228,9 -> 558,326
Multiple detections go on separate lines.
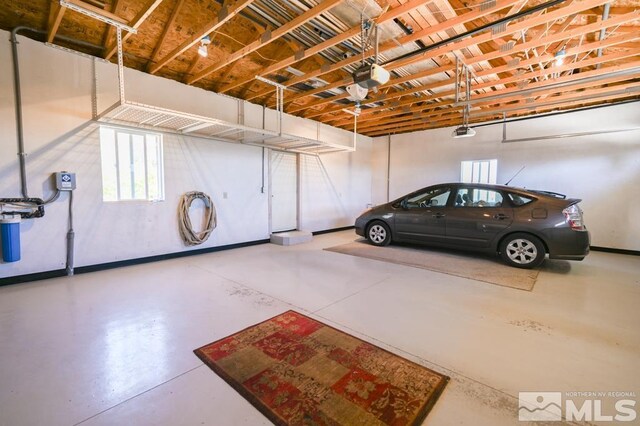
555,49 -> 566,66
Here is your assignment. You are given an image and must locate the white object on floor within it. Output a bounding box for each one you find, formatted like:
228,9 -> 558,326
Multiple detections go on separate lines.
270,230 -> 313,246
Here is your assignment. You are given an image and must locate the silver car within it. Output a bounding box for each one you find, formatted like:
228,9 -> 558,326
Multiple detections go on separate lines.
355,183 -> 590,268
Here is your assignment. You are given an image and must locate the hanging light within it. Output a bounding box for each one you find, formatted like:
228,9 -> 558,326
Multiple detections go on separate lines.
198,35 -> 211,58
554,49 -> 566,66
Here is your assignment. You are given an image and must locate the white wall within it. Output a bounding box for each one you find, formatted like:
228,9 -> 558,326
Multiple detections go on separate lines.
372,102 -> 640,251
0,31 -> 372,279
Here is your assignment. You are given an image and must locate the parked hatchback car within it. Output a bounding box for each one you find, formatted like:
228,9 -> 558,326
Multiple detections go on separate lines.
355,183 -> 590,268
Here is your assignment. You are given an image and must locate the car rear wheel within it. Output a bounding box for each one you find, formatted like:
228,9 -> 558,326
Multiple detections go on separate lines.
500,233 -> 545,269
366,221 -> 391,246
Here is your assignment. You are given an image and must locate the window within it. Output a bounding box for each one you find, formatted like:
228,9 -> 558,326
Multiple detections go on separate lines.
461,159 -> 497,184
406,187 -> 451,208
100,127 -> 164,202
454,187 -> 503,208
507,193 -> 533,206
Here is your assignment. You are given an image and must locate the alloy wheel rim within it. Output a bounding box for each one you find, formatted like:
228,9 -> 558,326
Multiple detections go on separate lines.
506,239 -> 538,264
369,225 -> 386,243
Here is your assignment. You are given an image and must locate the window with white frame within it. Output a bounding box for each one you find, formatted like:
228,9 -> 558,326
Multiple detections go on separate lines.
461,159 -> 498,184
99,126 -> 165,202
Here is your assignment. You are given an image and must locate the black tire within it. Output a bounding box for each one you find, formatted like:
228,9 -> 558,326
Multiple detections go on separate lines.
500,233 -> 546,269
366,221 -> 391,247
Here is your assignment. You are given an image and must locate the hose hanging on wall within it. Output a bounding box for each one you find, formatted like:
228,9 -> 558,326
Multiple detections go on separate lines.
178,191 -> 217,246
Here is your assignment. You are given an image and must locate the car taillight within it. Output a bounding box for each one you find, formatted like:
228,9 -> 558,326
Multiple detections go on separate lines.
563,204 -> 585,231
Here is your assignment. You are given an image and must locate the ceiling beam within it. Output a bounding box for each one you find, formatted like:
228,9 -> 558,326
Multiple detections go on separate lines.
64,0 -> 129,24
329,32 -> 640,127
263,0 -> 615,112
47,0 -> 67,43
304,12 -> 640,120
337,63 -> 640,129
354,72 -> 639,132
186,0 -> 345,85
285,0 -> 615,110
310,47 -> 640,123
148,0 -> 256,75
364,86 -> 640,136
146,0 -> 186,71
245,0 -> 525,102
103,0 -> 164,60
102,0 -> 122,50
217,0 -> 457,94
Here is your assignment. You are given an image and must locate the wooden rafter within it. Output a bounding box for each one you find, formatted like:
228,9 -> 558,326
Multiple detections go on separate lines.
149,0 -> 257,75
102,0 -> 121,49
301,10 -> 640,121
365,82 -> 640,136
217,0 -> 458,94
332,56 -> 640,129
354,72 -> 640,132
186,0 -> 345,85
103,0 -> 164,60
47,0 -> 67,43
9,0 -> 637,135
284,0 -> 616,113
245,0 -> 526,102
146,0 -> 185,70
65,0 -> 129,24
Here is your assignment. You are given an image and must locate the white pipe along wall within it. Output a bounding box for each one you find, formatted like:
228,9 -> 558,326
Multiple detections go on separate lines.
0,30 -> 373,280
372,101 -> 640,251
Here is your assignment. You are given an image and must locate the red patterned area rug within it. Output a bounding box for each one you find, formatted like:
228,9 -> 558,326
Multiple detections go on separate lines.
194,310 -> 449,425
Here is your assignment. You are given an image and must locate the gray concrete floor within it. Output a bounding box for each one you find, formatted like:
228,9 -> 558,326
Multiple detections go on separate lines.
0,230 -> 638,425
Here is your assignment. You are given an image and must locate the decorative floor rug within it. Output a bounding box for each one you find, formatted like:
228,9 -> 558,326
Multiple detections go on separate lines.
325,239 -> 539,291
195,311 -> 449,425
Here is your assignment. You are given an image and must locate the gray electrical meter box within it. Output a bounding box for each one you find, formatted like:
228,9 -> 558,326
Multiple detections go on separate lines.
55,172 -> 76,191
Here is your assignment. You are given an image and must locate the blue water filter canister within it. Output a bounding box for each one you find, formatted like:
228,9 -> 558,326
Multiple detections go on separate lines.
1,216 -> 21,262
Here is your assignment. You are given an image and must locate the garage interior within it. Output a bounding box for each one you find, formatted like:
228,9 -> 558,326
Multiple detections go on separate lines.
0,0 -> 639,424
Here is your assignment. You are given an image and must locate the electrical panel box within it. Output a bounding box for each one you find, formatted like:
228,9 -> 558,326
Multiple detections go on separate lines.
55,172 -> 76,191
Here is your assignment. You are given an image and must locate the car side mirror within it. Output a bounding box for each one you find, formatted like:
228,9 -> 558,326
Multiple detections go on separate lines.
400,199 -> 408,209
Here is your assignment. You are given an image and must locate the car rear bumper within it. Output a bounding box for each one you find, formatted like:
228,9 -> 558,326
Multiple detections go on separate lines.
547,229 -> 590,260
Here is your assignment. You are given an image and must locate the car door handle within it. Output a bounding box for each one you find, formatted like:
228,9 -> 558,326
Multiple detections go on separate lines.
493,213 -> 509,220
432,213 -> 446,218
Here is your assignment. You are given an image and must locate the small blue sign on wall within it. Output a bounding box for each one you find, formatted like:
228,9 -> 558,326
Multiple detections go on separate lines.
56,172 -> 76,191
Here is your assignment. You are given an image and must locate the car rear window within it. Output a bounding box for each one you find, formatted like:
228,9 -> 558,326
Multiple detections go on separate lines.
507,193 -> 534,206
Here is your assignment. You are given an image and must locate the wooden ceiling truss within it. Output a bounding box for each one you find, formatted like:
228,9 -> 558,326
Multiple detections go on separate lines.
0,0 -> 637,136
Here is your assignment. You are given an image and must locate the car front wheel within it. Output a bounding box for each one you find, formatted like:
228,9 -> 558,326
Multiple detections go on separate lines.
500,233 -> 545,268
366,221 -> 391,246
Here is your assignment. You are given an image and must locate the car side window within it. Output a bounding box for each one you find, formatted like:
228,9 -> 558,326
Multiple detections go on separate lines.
454,188 -> 503,207
406,187 -> 451,208
507,193 -> 533,206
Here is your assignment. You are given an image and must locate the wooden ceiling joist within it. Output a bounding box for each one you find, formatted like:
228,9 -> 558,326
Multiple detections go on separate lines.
146,0 -> 185,70
245,0 -> 528,103
186,0 -> 345,85
103,0 -> 164,60
217,0 -> 470,95
365,83 -> 640,136
310,48 -> 640,126
64,0 -> 129,24
148,0 -> 257,75
353,72 -> 639,132
47,0 -> 67,43
302,12 -> 640,121
2,0 -> 637,135
326,32 -> 640,127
